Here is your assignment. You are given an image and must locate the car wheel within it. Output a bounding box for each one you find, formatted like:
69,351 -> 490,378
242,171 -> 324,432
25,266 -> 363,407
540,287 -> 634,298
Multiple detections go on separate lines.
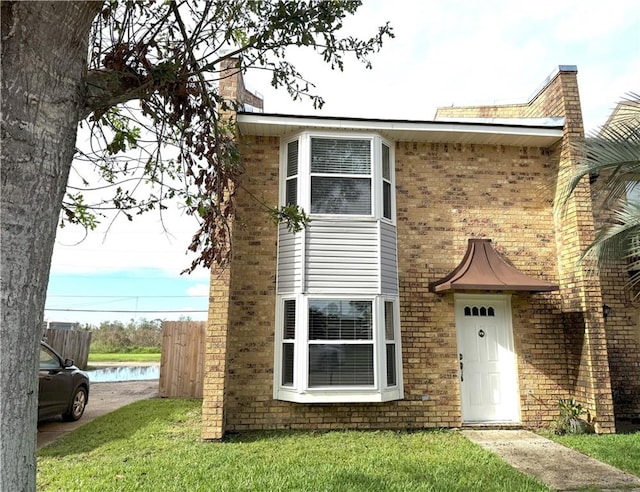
63,387 -> 87,421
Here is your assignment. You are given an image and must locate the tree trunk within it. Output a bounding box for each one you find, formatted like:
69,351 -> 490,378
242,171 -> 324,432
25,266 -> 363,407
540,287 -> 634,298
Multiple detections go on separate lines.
1,2 -> 101,490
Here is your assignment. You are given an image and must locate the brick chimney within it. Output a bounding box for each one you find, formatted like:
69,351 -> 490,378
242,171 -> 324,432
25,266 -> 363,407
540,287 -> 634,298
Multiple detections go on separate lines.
219,57 -> 264,115
201,56 -> 264,442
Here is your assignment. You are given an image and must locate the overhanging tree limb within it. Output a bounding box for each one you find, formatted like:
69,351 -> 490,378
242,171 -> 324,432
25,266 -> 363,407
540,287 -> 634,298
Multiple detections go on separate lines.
74,0 -> 394,273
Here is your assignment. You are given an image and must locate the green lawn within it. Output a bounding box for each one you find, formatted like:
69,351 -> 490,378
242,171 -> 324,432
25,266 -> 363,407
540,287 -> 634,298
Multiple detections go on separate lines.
88,353 -> 161,363
549,431 -> 640,477
38,400 -> 549,492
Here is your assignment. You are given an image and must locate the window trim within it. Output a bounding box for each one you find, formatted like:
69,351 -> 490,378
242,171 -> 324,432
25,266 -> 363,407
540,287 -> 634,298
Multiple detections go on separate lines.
307,298 -> 375,388
281,298 -> 297,387
380,142 -> 394,221
274,294 -> 403,403
284,140 -> 299,207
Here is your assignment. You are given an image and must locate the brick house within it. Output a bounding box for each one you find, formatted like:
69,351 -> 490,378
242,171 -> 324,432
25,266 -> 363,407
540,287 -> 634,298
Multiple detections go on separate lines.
201,63 -> 640,439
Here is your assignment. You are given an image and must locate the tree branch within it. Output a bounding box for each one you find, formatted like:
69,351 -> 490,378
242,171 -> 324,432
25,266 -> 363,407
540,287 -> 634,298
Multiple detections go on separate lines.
83,68 -> 154,120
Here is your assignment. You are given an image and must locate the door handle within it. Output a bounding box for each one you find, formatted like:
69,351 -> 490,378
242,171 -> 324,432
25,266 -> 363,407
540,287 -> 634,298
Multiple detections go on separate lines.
459,353 -> 463,382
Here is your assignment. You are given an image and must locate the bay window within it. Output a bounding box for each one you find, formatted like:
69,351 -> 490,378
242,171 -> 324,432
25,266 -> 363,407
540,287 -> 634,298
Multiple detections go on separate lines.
275,296 -> 402,403
281,133 -> 395,221
274,131 -> 402,403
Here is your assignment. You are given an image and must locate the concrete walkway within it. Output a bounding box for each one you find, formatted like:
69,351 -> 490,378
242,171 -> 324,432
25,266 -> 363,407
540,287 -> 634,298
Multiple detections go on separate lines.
462,429 -> 640,491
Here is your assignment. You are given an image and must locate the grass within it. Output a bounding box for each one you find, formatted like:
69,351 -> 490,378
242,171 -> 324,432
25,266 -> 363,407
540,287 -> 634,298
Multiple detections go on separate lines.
88,353 -> 161,363
37,400 -> 549,492
547,431 -> 640,477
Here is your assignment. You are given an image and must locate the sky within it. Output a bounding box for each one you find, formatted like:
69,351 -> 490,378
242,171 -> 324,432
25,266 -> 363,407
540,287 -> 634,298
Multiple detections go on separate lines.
45,0 -> 640,326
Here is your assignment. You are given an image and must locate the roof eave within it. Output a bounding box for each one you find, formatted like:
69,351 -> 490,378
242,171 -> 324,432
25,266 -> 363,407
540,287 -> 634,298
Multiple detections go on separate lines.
236,112 -> 564,147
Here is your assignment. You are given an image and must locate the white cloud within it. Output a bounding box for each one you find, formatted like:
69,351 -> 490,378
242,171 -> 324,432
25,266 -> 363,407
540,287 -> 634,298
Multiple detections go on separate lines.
186,284 -> 210,297
51,204 -> 210,280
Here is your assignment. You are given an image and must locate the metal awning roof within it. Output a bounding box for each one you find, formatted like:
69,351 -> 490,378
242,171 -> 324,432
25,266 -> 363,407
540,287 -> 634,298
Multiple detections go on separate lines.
429,238 -> 559,293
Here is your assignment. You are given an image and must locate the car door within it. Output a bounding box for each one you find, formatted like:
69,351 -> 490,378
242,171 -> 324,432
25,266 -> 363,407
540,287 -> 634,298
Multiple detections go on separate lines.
39,345 -> 71,419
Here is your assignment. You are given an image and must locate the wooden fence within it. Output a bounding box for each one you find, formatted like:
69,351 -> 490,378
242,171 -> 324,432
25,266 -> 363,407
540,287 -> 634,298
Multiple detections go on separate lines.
159,321 -> 206,398
42,329 -> 92,370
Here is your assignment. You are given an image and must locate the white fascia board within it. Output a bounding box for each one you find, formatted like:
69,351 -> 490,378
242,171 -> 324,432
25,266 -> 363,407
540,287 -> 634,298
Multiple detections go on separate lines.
434,116 -> 565,127
237,113 -> 565,141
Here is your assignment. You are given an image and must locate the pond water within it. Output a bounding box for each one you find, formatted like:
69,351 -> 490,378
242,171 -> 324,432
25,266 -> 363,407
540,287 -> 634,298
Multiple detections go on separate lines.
88,365 -> 160,383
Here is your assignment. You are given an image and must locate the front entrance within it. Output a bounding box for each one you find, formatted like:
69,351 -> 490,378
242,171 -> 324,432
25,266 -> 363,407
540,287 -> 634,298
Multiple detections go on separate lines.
455,294 -> 520,423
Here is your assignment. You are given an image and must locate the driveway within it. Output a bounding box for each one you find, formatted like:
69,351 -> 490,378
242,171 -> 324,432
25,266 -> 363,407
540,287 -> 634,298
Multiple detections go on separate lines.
37,379 -> 158,449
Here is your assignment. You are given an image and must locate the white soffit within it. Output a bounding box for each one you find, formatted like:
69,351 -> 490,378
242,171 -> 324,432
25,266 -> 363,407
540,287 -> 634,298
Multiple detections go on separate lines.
237,113 -> 565,147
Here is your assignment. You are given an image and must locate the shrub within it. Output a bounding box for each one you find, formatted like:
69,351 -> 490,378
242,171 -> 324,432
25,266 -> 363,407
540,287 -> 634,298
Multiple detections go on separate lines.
555,398 -> 595,435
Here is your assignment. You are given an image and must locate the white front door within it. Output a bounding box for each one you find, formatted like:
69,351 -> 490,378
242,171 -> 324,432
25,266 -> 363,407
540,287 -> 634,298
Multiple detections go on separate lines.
455,294 -> 520,423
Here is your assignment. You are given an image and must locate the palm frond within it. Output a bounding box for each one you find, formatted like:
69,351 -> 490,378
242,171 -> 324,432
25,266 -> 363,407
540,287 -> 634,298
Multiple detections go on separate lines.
556,92 -> 640,292
555,92 -> 640,216
582,201 -> 640,289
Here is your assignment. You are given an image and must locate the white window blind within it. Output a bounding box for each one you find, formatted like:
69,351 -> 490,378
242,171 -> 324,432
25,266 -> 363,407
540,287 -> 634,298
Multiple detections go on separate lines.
281,299 -> 296,386
382,144 -> 392,219
310,177 -> 371,214
310,138 -> 372,215
308,300 -> 374,387
311,138 -> 371,174
384,301 -> 397,386
286,140 -> 298,206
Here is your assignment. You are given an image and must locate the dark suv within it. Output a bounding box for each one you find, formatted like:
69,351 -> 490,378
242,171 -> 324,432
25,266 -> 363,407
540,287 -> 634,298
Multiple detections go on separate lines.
39,341 -> 90,421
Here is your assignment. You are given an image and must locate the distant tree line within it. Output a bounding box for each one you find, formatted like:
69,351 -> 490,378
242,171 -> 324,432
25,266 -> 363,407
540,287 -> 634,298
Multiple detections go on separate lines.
85,319 -> 166,353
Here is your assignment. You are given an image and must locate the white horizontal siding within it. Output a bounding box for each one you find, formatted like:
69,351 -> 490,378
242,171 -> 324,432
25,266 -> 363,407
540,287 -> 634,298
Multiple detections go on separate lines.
277,224 -> 302,294
380,222 -> 399,295
277,220 -> 399,295
306,220 -> 380,294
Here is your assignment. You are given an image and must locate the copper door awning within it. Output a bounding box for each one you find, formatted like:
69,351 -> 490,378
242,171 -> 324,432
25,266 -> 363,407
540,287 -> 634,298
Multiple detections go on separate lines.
429,238 -> 559,293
